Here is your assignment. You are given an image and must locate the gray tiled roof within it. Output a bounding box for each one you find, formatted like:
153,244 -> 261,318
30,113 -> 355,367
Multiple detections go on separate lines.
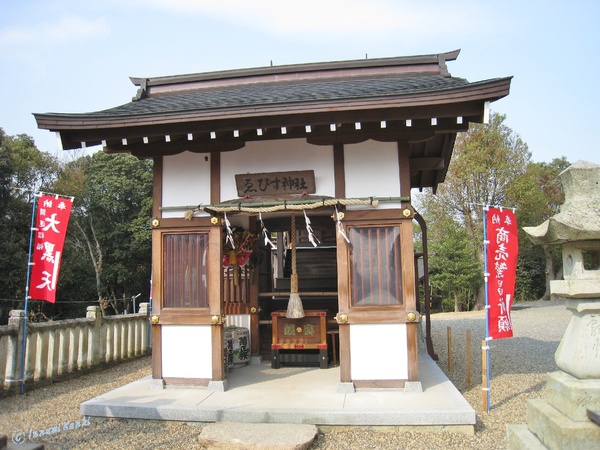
86,75 -> 471,117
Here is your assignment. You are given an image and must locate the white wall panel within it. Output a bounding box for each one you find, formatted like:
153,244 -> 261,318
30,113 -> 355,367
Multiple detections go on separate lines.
350,323 -> 408,380
162,152 -> 211,218
161,325 -> 212,378
220,139 -> 335,201
344,141 -> 401,209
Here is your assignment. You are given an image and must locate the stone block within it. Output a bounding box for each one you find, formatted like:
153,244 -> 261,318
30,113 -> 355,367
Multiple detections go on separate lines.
147,378 -> 165,390
546,371 -> 600,421
527,398 -> 600,450
506,424 -> 547,450
336,382 -> 355,393
404,381 -> 423,392
198,422 -> 318,450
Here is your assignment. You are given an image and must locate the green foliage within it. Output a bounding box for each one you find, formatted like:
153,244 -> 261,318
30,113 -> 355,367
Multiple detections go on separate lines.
417,112 -> 569,308
428,217 -> 482,312
55,151 -> 153,314
508,157 -> 569,299
0,127 -> 153,321
0,129 -> 60,321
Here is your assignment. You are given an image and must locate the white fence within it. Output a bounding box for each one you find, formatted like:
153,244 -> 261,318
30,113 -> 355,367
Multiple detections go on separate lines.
0,303 -> 151,391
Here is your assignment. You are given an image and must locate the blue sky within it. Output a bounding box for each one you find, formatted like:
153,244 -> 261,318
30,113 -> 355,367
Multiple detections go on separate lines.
1,0 -> 599,164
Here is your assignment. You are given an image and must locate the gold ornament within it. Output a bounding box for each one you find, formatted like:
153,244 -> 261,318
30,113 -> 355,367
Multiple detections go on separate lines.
152,219 -> 160,227
407,312 -> 417,322
211,315 -> 220,324
402,208 -> 411,218
211,217 -> 219,225
336,313 -> 348,324
151,315 -> 159,324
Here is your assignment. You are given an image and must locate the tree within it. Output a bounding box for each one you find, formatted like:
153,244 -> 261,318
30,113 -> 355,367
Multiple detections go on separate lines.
0,130 -> 59,295
507,157 -> 570,299
428,217 -> 481,312
54,152 -> 153,315
0,129 -> 60,322
418,112 -> 531,309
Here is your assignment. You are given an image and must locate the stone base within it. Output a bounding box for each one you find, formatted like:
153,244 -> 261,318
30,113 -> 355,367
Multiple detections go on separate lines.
506,424 -> 547,450
527,399 -> 600,450
208,380 -> 228,392
337,382 -> 355,393
507,370 -> 600,449
404,381 -> 423,393
147,378 -> 165,390
546,371 -> 600,421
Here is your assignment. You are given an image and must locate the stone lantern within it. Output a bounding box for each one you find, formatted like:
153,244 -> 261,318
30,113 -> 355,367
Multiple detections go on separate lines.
507,161 -> 600,448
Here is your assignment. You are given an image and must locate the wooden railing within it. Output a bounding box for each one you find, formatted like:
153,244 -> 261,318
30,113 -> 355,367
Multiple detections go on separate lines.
0,303 -> 151,392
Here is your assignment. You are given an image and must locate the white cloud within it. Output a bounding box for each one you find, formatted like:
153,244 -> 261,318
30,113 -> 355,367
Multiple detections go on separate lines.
138,0 -> 482,37
0,16 -> 109,47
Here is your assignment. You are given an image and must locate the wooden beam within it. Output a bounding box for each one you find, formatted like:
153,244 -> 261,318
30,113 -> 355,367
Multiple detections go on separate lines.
410,157 -> 445,171
104,139 -> 245,157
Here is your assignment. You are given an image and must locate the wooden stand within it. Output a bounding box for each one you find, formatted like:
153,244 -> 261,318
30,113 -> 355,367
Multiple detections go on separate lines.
271,310 -> 328,369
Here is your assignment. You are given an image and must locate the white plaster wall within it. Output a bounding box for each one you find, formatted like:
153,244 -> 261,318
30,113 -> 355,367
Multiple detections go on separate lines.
220,139 -> 335,201
162,152 -> 211,218
344,141 -> 401,209
161,140 -> 402,218
350,323 -> 408,380
161,325 -> 212,378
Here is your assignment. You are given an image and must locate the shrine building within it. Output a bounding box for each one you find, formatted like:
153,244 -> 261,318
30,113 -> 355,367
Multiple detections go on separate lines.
35,49 -> 511,392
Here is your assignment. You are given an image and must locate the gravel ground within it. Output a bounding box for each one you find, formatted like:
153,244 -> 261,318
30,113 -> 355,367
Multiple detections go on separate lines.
0,300 -> 571,449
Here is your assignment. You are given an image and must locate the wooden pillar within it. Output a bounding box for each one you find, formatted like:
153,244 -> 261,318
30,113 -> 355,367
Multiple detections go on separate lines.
333,143 -> 346,198
209,225 -> 225,381
210,152 -> 221,205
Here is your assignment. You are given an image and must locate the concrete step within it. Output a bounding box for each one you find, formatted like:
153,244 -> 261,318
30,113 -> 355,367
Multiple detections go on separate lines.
197,422 -> 318,449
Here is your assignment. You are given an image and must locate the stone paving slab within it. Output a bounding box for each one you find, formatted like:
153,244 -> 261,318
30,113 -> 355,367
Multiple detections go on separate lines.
197,422 -> 318,450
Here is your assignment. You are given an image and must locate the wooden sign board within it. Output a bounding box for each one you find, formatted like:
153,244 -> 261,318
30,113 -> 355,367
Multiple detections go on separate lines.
235,170 -> 316,197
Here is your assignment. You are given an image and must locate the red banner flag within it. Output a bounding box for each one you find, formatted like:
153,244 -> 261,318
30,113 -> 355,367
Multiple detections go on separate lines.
29,195 -> 73,303
486,208 -> 518,339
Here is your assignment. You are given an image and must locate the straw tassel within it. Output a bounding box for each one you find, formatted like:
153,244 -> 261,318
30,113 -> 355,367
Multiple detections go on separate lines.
286,214 -> 305,318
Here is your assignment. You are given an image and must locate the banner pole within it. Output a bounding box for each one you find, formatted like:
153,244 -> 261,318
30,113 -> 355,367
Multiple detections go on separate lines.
20,193 -> 39,395
482,205 -> 491,412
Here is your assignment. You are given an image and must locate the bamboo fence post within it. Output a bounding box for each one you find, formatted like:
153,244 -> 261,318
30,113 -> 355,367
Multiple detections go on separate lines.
447,326 -> 453,373
466,329 -> 471,389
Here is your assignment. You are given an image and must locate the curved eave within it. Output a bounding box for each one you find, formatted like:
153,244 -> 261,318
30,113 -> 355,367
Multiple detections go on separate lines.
35,77 -> 511,135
